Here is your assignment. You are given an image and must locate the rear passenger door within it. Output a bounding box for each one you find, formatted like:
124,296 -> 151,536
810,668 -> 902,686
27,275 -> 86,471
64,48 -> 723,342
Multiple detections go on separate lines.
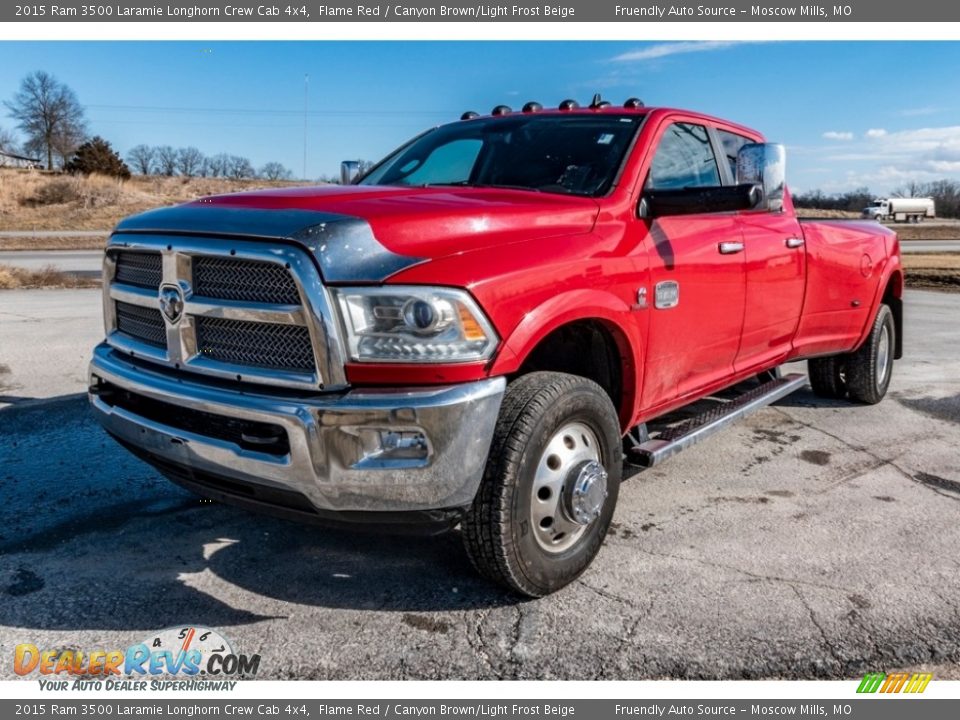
717,129 -> 807,372
639,121 -> 747,409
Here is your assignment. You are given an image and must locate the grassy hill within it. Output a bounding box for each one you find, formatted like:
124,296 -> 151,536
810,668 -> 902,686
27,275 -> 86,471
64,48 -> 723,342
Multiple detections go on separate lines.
0,170 -> 310,233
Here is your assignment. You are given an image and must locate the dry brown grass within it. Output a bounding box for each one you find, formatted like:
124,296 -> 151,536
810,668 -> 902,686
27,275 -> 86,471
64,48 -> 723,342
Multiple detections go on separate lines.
794,207 -> 862,219
0,235 -> 108,251
903,253 -> 960,270
0,169 -> 308,232
0,264 -> 100,290
902,253 -> 960,291
894,224 -> 960,241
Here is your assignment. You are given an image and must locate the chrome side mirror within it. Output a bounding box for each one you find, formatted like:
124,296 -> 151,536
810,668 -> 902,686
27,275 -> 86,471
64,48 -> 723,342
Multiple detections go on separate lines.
340,160 -> 361,185
736,143 -> 786,212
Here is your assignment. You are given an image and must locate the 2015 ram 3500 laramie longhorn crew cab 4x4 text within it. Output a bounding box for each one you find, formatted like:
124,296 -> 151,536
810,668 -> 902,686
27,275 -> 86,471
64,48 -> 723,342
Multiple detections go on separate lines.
88,100 -> 903,596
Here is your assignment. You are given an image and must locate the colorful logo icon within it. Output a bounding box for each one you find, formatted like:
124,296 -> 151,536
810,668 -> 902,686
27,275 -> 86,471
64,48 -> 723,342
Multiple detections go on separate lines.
857,672 -> 932,694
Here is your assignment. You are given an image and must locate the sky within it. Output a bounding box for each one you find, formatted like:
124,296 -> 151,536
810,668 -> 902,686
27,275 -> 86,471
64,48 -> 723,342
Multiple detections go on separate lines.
0,40 -> 959,194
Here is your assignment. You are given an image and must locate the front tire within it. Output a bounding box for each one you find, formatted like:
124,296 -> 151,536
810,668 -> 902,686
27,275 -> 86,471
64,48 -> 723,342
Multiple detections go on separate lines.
461,372 -> 622,597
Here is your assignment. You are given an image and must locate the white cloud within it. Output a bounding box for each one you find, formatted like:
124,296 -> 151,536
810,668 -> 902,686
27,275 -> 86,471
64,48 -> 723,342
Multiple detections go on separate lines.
800,124 -> 960,194
612,41 -> 741,63
822,131 -> 854,141
865,128 -> 887,138
927,161 -> 960,173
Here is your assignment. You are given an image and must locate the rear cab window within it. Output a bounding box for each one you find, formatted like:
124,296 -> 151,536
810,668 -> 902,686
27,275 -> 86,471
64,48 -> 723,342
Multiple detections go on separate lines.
716,129 -> 755,180
646,122 -> 721,190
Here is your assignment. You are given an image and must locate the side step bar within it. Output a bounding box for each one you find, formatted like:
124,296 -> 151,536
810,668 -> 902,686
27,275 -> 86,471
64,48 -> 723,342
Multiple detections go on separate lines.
628,373 -> 807,468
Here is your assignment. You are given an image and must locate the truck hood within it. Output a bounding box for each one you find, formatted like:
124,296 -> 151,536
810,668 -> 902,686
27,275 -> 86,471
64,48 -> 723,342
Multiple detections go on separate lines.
113,184 -> 600,283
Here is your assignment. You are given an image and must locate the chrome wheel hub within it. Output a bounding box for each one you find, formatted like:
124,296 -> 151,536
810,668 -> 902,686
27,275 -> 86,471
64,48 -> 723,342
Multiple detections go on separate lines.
565,460 -> 609,525
877,324 -> 891,387
530,422 -> 607,554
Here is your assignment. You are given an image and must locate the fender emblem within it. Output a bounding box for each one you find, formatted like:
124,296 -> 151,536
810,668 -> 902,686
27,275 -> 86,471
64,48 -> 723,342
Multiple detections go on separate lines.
634,287 -> 648,310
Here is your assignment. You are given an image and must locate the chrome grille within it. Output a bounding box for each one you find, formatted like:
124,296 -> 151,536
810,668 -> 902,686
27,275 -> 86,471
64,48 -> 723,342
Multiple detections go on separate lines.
193,256 -> 300,305
115,301 -> 166,349
104,235 -> 346,390
196,317 -> 314,372
114,251 -> 162,290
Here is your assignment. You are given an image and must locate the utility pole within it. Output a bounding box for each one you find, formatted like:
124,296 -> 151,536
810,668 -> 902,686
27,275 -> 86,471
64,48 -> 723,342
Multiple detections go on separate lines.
303,73 -> 309,181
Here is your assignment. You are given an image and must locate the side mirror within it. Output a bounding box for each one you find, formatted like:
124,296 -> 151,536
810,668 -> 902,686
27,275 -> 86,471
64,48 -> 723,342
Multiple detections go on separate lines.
640,183 -> 762,218
736,143 -> 786,212
340,160 -> 361,185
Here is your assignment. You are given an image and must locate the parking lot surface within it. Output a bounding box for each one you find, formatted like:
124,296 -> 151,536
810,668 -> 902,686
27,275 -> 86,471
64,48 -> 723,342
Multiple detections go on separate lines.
1,289 -> 958,679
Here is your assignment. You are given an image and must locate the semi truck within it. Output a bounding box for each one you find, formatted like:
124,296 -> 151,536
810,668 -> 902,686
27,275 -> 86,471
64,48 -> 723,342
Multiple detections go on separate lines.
88,100 -> 903,596
863,197 -> 935,223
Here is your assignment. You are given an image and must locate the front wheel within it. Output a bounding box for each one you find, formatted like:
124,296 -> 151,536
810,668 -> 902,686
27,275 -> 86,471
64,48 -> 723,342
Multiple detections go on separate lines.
461,372 -> 622,597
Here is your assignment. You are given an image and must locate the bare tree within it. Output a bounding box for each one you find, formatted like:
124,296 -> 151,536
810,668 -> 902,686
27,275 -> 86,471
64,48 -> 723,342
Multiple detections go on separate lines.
892,181 -> 925,198
127,144 -> 155,175
0,126 -> 19,154
5,71 -> 87,170
176,146 -> 204,177
154,145 -> 178,176
259,161 -> 292,181
207,153 -> 230,178
227,155 -> 255,179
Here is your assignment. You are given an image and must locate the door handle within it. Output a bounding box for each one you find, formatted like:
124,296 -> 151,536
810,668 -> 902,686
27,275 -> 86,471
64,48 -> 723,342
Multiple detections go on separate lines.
785,237 -> 805,249
718,241 -> 744,255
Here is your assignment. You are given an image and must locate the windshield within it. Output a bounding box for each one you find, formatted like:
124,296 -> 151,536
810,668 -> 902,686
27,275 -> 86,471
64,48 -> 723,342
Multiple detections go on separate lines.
359,114 -> 644,197
870,201 -> 884,207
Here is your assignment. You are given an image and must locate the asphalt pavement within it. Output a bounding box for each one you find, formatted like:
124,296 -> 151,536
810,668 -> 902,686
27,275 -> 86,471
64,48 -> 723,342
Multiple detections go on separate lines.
0,289 -> 958,680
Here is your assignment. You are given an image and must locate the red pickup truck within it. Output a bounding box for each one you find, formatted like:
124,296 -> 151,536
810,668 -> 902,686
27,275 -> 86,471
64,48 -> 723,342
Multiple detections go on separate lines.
88,100 -> 902,596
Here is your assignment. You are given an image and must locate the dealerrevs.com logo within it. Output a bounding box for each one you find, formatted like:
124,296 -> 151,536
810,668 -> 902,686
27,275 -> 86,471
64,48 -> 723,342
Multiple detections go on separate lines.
14,626 -> 260,690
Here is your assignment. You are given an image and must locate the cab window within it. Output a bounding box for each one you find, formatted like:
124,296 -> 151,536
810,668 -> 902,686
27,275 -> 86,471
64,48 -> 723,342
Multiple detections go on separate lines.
716,129 -> 754,179
647,123 -> 721,190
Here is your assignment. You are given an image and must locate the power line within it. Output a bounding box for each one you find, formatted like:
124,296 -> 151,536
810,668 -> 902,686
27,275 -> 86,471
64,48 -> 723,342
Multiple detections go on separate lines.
85,102 -> 454,117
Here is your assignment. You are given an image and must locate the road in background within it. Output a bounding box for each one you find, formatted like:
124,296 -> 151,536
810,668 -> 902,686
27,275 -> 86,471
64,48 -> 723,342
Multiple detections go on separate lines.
0,250 -> 103,273
0,288 -> 958,679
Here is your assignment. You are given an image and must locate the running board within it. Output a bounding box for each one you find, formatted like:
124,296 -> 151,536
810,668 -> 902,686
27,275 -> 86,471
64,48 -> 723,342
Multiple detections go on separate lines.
628,373 -> 807,468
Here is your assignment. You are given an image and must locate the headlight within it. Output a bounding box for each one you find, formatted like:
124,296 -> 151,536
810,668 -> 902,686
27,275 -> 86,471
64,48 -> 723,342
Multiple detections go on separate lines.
331,286 -> 498,363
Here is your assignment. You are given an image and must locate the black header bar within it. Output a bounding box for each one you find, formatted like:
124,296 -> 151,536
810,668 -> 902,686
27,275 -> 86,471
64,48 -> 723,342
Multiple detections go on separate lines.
4,1 -> 958,23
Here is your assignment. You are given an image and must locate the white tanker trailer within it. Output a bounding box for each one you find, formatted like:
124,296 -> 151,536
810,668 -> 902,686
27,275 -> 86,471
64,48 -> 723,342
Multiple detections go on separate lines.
863,197 -> 936,223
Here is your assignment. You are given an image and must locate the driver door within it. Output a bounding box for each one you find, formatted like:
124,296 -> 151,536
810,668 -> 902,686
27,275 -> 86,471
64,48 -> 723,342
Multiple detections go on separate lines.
638,121 -> 748,410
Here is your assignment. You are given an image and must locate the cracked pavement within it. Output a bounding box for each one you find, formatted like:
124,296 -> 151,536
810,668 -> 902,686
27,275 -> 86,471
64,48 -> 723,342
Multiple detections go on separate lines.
1,289 -> 959,680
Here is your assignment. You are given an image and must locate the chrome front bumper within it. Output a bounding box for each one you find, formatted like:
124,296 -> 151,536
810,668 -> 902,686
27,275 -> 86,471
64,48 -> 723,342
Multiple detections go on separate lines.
88,343 -> 505,516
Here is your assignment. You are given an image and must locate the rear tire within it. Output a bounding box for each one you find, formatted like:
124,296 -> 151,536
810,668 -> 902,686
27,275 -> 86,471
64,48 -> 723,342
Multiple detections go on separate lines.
846,304 -> 895,405
808,356 -> 847,399
461,372 -> 622,597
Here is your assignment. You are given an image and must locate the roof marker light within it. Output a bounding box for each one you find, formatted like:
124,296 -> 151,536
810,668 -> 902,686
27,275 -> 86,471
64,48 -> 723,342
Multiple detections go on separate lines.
460,111 -> 480,120
491,105 -> 512,116
558,99 -> 579,111
624,97 -> 645,109
522,101 -> 543,113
